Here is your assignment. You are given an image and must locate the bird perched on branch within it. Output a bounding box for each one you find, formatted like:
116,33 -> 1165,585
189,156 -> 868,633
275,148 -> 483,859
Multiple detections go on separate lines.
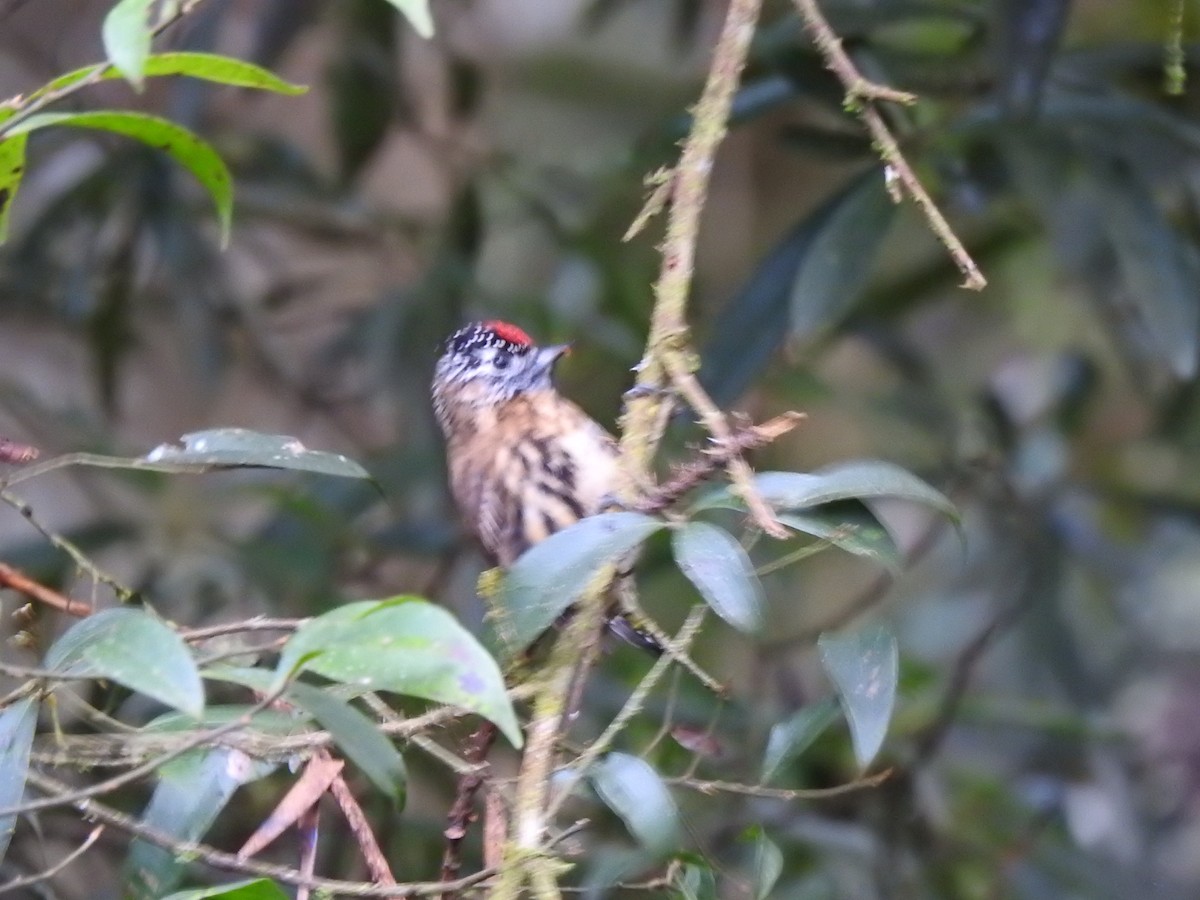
432,320 -> 660,653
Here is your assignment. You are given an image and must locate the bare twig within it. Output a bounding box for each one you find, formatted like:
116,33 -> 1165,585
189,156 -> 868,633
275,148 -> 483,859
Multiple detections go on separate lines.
0,562 -> 92,617
792,0 -> 986,290
0,825 -> 103,892
666,768 -> 892,799
24,770 -> 497,897
439,721 -> 499,893
330,770 -> 397,885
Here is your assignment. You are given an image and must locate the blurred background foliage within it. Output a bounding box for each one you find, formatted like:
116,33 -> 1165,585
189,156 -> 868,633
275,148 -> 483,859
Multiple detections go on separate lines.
3,0 -> 1200,897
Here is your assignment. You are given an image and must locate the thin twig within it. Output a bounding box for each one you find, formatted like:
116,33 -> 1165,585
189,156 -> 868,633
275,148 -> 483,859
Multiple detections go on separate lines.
0,825 -> 103,892
24,770 -> 497,897
1,683 -> 289,817
792,0 -> 986,290
666,768 -> 892,799
439,723 -> 498,895
330,770 -> 397,885
0,562 -> 92,617
547,605 -> 709,821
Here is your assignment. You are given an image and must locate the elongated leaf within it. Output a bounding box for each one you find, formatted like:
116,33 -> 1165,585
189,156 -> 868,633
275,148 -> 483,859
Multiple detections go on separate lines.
498,512 -> 665,653
672,522 -> 765,633
45,608 -> 204,718
700,168 -> 890,405
776,502 -> 902,571
277,598 -> 521,747
27,52 -> 306,104
997,0 -> 1071,116
286,680 -> 407,807
126,750 -> 276,899
103,0 -> 154,88
790,169 -> 896,340
0,698 -> 38,863
751,829 -> 783,900
818,624 -> 898,769
383,0 -> 435,37
1085,156 -> 1199,379
164,880 -> 289,900
5,111 -> 233,244
0,127 -> 26,243
145,429 -> 370,478
589,752 -> 680,854
694,461 -> 956,521
761,698 -> 840,782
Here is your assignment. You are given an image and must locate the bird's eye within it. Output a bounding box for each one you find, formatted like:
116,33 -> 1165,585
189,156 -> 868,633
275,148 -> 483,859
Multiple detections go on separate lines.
492,350 -> 511,370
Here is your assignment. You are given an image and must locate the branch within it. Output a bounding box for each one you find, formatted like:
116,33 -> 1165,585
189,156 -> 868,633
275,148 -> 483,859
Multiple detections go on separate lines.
0,561 -> 92,617
618,0 -> 767,490
666,768 -> 892,800
0,825 -> 103,892
24,770 -> 497,897
792,0 -> 986,290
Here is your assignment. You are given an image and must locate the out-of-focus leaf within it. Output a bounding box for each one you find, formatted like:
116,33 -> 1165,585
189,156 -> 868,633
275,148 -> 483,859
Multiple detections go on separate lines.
674,860 -> 718,899
102,0 -> 154,88
776,502 -> 902,571
5,111 -> 233,244
331,0 -> 401,182
694,461 -> 956,521
126,749 -> 275,899
286,680 -> 407,807
777,123 -> 873,160
382,0 -> 434,36
997,0 -> 1071,116
498,512 -> 664,653
790,169 -> 896,341
672,522 -> 765,633
589,752 -> 680,854
1084,156 -> 1199,379
0,698 -> 38,864
45,608 -> 204,718
144,429 -> 371,479
0,127 -> 26,243
750,828 -> 784,900
276,598 -> 522,747
818,624 -> 898,769
164,880 -> 289,900
761,698 -> 840,782
700,169 -> 890,405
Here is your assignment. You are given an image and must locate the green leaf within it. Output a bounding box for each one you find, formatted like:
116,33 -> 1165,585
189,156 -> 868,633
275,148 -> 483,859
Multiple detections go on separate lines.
700,168 -> 892,406
45,608 -> 204,718
164,880 -> 289,900
818,624 -> 898,770
776,501 -> 902,571
790,169 -> 896,340
761,698 -> 840,783
144,429 -> 371,478
277,598 -> 522,747
750,829 -> 784,900
5,111 -> 233,245
589,752 -> 680,855
0,126 -> 26,243
498,511 -> 665,653
695,460 -> 956,521
285,680 -> 407,807
0,698 -> 38,864
1085,155 -> 1199,379
672,522 -> 765,633
382,0 -> 435,37
102,0 -> 154,88
26,52 -> 306,104
126,750 -> 275,899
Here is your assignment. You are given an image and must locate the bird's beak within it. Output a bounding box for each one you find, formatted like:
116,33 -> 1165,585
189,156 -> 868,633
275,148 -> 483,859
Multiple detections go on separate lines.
535,343 -> 572,375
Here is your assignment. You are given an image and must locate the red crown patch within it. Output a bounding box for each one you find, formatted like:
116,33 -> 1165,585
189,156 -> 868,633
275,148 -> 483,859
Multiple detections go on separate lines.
483,320 -> 534,347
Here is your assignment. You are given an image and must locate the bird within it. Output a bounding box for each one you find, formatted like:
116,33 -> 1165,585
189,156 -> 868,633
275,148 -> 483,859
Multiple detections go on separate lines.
431,320 -> 660,653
